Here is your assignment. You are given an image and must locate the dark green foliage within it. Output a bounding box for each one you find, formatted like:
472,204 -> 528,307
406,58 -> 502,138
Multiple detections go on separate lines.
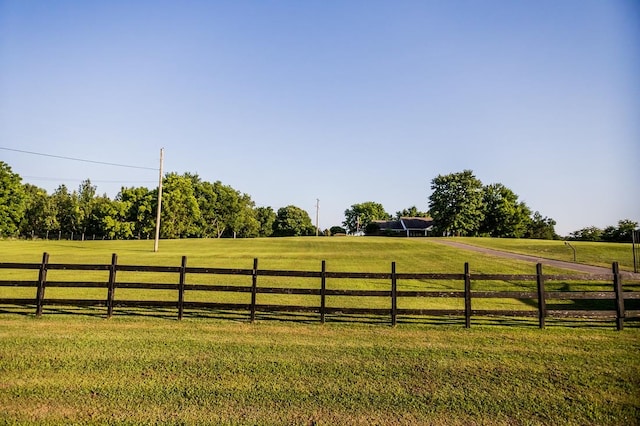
19,184 -> 57,237
525,211 -> 558,240
428,170 -> 485,236
570,220 -> 638,242
273,205 -> 315,237
602,219 -> 638,243
0,162 -> 26,237
255,207 -> 276,237
428,171 -> 559,239
479,183 -> 532,238
5,161 -> 265,240
343,202 -> 390,234
330,226 -> 347,235
395,206 -> 429,219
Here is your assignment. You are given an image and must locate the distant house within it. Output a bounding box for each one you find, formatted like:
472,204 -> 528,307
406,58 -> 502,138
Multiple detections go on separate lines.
370,217 -> 434,237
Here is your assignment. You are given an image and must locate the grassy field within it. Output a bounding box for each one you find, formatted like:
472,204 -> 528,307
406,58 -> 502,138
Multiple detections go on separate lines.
0,315 -> 638,425
2,237 -> 636,317
0,238 -> 638,425
449,237 -> 638,272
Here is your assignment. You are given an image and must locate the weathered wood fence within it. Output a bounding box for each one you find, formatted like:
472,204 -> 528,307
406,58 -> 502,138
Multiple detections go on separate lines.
0,253 -> 638,329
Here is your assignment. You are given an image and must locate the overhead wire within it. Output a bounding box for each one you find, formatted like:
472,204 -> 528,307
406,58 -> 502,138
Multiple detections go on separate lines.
0,146 -> 157,171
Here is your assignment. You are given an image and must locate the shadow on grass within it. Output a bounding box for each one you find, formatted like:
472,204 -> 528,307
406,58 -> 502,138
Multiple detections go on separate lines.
0,304 -> 638,329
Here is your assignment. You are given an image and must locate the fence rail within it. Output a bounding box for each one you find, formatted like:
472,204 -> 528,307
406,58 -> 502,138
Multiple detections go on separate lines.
0,252 -> 638,329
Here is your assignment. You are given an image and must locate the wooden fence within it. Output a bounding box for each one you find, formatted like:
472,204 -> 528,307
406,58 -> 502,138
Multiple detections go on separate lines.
0,252 -> 639,330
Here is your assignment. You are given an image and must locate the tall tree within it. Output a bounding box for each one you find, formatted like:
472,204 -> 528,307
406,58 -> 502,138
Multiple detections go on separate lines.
117,186 -> 157,238
343,202 -> 390,234
273,205 -> 315,237
255,206 -> 276,237
90,196 -> 134,239
479,183 -> 531,237
601,219 -> 638,242
77,179 -> 97,237
428,170 -> 484,236
0,161 -> 27,237
228,193 -> 259,238
20,184 -> 58,238
160,173 -> 201,239
51,184 -> 82,236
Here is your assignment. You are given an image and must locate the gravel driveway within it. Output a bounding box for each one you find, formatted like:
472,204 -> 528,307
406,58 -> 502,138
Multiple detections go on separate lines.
430,239 -> 640,279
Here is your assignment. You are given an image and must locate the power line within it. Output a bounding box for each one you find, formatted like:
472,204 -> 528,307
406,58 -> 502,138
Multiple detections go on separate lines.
23,176 -> 157,184
0,146 -> 157,171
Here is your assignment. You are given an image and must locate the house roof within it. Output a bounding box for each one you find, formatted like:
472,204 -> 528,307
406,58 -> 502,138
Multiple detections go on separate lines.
372,217 -> 433,231
400,217 -> 433,229
372,219 -> 404,230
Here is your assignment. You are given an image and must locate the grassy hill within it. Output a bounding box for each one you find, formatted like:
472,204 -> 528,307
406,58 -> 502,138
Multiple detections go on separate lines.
0,237 -> 638,425
0,236 -> 624,273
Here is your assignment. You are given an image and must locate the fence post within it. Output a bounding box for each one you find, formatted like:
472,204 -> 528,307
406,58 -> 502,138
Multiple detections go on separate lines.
464,262 -> 471,328
613,262 -> 624,331
391,262 -> 397,327
178,256 -> 187,320
35,252 -> 49,317
536,263 -> 546,329
250,258 -> 258,323
107,253 -> 118,318
320,260 -> 326,324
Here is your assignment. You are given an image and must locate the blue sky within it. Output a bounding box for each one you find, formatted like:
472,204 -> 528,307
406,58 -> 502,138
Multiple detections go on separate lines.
1,0 -> 638,236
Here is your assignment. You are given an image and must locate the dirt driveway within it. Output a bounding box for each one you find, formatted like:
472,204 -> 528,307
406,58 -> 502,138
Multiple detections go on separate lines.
430,239 -> 640,279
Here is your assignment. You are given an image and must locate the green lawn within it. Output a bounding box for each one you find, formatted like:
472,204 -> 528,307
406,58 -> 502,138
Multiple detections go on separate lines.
0,315 -> 638,425
0,238 -> 639,425
1,237 -> 637,320
0,237 -> 598,272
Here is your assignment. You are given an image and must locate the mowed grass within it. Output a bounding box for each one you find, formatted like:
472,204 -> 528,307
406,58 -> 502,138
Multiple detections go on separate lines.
0,237 -> 637,317
0,315 -> 639,425
449,237 -> 638,272
0,238 -> 639,425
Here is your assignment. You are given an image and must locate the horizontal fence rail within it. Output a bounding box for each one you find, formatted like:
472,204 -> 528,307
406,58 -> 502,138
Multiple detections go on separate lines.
0,253 -> 639,330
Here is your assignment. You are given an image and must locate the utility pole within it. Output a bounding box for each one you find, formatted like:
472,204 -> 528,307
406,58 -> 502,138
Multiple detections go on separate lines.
315,198 -> 320,236
153,148 -> 164,252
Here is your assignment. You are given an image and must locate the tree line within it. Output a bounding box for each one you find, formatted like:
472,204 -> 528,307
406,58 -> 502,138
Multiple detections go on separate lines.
0,162 -> 316,239
343,170 -> 637,241
1,162 -> 635,241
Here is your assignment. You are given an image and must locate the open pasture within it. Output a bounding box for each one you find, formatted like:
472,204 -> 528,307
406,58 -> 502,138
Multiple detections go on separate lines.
0,238 -> 638,325
0,238 -> 639,424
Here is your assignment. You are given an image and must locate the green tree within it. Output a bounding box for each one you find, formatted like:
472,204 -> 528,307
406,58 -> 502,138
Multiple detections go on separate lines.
428,170 -> 484,236
190,178 -> 219,237
160,173 -> 201,239
255,206 -> 276,237
329,226 -> 347,235
51,184 -> 82,237
80,195 -> 133,239
479,183 -> 531,238
395,206 -> 429,219
568,226 -> 603,241
0,161 -> 27,237
77,179 -> 98,238
117,186 -> 157,238
229,193 -> 259,238
19,184 -> 58,238
273,205 -> 315,237
343,202 -> 390,234
601,219 -> 638,242
525,212 -> 558,240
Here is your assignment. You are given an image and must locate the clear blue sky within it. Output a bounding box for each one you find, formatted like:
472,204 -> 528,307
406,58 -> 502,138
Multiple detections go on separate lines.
1,0 -> 638,236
